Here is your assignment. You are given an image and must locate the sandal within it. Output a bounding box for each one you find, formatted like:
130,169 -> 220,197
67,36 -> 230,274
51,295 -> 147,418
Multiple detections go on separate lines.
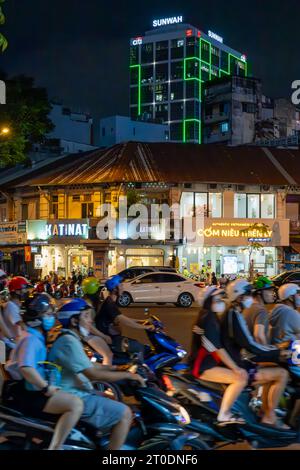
217,415 -> 246,427
261,421 -> 291,430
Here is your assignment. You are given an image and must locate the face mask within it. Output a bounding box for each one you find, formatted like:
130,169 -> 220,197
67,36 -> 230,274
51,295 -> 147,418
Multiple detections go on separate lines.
295,296 -> 300,308
242,297 -> 254,310
212,301 -> 226,314
79,326 -> 90,337
42,315 -> 56,332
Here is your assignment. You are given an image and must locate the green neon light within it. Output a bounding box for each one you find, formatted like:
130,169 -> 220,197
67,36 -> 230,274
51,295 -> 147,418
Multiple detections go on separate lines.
184,57 -> 201,81
130,64 -> 141,115
183,119 -> 201,144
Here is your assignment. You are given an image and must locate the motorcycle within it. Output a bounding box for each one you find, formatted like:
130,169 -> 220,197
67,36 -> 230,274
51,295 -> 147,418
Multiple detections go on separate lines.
0,368 -> 208,450
139,311 -> 300,449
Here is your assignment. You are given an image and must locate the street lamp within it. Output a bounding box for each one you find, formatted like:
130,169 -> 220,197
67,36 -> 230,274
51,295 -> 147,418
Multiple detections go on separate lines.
0,127 -> 10,135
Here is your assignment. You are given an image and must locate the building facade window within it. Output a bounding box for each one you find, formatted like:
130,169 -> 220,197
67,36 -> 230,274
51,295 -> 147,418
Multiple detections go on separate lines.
234,193 -> 275,218
81,203 -> 94,218
180,192 -> 223,218
50,196 -> 59,219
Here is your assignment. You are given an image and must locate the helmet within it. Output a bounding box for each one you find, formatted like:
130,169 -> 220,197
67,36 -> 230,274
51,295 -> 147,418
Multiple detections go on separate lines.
278,283 -> 300,301
199,286 -> 225,307
9,276 -> 31,293
226,279 -> 253,303
23,293 -> 55,323
81,277 -> 100,295
57,298 -> 91,328
105,275 -> 123,292
253,276 -> 274,292
0,269 -> 6,278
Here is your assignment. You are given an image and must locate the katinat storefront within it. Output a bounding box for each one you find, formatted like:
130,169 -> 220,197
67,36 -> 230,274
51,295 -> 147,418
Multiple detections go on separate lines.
26,219 -> 93,278
179,218 -> 290,277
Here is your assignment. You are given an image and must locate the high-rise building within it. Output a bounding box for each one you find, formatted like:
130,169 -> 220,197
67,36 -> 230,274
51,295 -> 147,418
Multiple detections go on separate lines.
130,18 -> 249,144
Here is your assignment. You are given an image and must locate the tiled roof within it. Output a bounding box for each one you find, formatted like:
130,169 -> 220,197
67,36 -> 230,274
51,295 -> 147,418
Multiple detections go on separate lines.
2,142 -> 300,188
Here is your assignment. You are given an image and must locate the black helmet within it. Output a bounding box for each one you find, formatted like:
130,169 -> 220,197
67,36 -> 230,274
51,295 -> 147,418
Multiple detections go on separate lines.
23,293 -> 55,323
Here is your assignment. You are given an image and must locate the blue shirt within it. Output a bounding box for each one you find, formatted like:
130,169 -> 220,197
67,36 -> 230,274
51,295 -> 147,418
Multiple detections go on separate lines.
48,330 -> 93,398
15,327 -> 47,391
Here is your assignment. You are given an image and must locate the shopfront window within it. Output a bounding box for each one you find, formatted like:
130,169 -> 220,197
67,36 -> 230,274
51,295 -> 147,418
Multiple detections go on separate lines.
247,194 -> 260,218
261,194 -> 275,218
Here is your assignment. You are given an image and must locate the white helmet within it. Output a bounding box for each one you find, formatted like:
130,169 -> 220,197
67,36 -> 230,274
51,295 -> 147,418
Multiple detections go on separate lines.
226,279 -> 253,303
278,283 -> 300,301
198,286 -> 225,307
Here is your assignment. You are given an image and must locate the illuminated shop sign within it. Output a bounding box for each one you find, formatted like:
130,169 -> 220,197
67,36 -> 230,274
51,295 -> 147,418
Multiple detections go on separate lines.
132,37 -> 143,46
153,16 -> 183,28
208,30 -> 223,43
198,223 -> 273,239
46,223 -> 89,238
27,219 -> 89,241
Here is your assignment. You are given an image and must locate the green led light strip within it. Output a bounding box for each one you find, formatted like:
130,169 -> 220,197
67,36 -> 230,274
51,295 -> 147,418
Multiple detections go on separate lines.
183,119 -> 201,144
130,64 -> 141,115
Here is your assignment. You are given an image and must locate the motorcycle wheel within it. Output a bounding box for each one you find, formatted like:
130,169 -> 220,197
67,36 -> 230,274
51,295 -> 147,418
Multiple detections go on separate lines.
181,438 -> 211,450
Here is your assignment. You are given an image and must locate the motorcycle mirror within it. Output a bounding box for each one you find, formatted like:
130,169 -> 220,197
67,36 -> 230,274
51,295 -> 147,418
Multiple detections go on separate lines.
144,308 -> 149,316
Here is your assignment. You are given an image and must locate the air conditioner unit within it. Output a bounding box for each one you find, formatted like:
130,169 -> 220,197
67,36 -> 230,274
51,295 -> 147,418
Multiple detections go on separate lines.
261,185 -> 271,192
222,184 -> 233,190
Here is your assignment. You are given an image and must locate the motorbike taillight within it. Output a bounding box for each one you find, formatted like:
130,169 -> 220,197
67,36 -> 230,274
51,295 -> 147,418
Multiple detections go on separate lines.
161,375 -> 175,391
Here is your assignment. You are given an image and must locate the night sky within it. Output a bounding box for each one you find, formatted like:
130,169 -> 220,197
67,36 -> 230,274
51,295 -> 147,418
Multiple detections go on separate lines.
1,0 -> 299,121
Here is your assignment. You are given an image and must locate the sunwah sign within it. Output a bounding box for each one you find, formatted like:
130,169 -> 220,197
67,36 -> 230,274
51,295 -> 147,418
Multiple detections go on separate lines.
153,16 -> 183,28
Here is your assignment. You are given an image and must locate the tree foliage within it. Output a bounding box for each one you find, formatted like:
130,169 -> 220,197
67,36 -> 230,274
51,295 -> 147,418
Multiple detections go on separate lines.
0,0 -> 8,52
0,75 -> 54,167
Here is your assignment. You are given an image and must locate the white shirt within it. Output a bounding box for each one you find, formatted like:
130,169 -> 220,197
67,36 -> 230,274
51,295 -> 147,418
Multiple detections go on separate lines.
1,300 -> 22,339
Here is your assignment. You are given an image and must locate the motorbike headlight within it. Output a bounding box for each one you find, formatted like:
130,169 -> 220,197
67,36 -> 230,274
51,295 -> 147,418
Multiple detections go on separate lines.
173,406 -> 191,425
176,348 -> 187,358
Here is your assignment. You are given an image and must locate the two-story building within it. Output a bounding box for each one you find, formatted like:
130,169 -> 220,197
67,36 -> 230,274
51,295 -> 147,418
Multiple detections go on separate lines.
0,142 -> 299,279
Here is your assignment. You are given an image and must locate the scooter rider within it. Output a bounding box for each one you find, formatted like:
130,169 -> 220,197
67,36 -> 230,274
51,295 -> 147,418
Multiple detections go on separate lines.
3,293 -> 84,450
95,275 -> 153,361
0,276 -> 31,349
270,284 -> 300,380
48,298 -> 146,450
270,284 -> 300,345
191,286 -> 247,426
244,276 -> 276,345
221,279 -> 290,428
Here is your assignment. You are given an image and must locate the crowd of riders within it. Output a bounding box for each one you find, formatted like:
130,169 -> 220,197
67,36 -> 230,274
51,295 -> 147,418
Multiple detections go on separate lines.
0,266 -> 300,448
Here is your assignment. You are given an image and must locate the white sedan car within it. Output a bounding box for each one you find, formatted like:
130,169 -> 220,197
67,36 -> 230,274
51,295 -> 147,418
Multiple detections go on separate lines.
117,272 -> 202,308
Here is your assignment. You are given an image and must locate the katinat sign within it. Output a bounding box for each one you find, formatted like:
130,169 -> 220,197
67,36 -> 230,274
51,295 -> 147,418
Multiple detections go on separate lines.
27,219 -> 89,241
46,222 -> 89,238
153,16 -> 183,28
